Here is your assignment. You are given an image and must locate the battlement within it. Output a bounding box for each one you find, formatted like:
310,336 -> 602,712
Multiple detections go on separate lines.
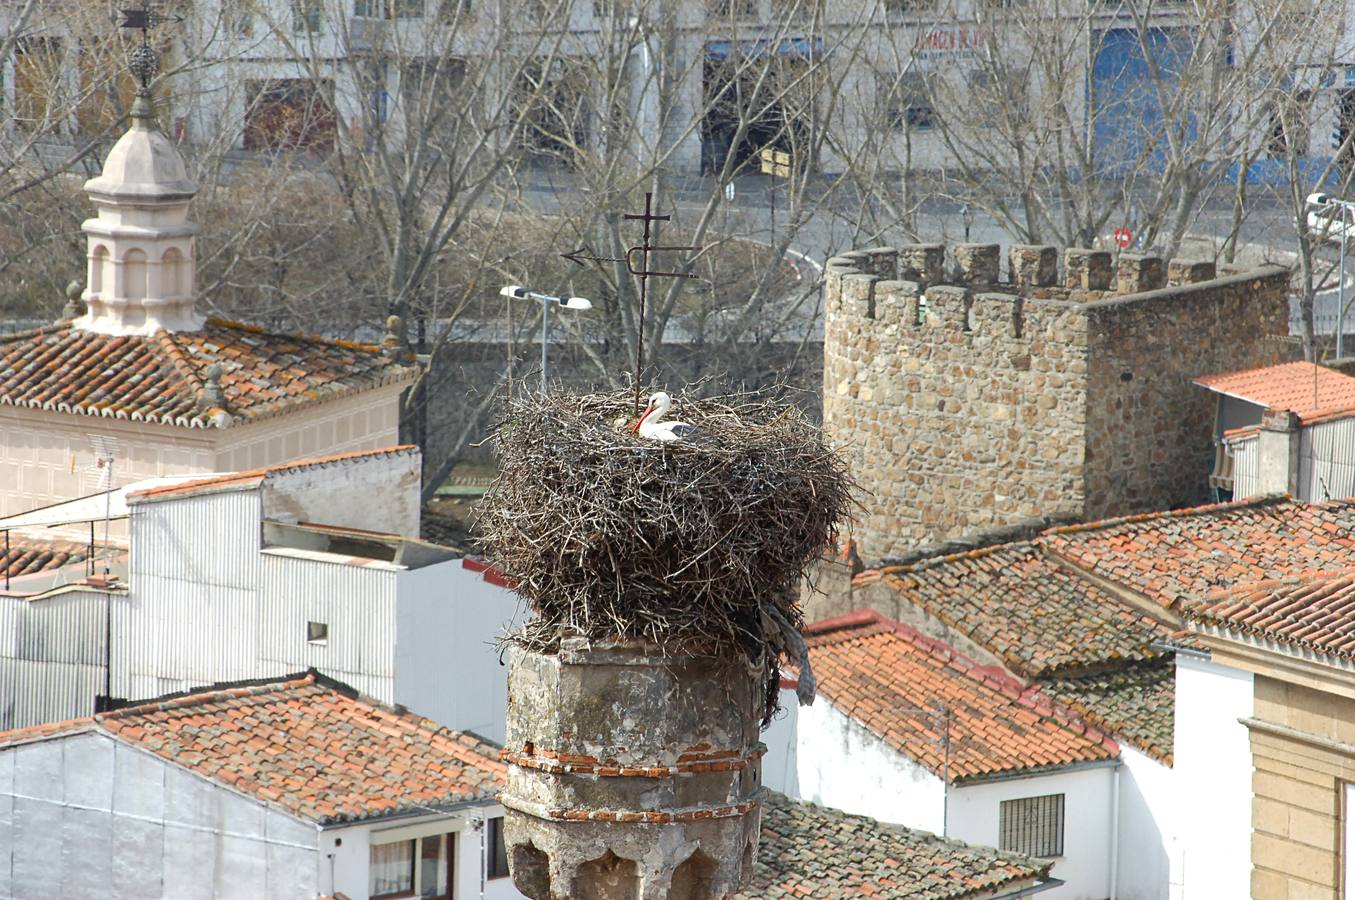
822,241 -> 1292,561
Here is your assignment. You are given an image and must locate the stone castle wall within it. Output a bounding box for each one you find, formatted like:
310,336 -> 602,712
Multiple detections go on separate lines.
823,243 -> 1291,561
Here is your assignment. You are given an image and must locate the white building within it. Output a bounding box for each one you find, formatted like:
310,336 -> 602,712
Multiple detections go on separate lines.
762,609 -> 1122,900
0,671 -> 523,900
0,445 -> 523,741
1198,361 -> 1355,503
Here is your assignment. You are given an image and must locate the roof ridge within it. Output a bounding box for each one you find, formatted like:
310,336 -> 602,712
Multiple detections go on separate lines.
802,608 -> 886,638
0,321 -> 73,345
1040,494 -> 1292,538
866,540 -> 1033,580
205,316 -> 388,355
100,672 -> 318,720
153,329 -> 206,391
1197,567 -> 1355,602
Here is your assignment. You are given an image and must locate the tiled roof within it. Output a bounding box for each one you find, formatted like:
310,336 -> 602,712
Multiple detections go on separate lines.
2,534 -> 88,579
1185,570 -> 1355,661
0,671 -> 505,824
1039,663 -> 1175,764
859,543 -> 1173,678
805,611 -> 1118,782
0,319 -> 414,428
1195,361 -> 1355,421
1045,496 -> 1355,609
738,791 -> 1051,899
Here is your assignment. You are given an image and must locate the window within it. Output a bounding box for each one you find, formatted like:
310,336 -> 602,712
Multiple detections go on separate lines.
885,0 -> 934,16
488,817 -> 509,879
307,621 -> 329,644
708,0 -> 758,19
967,67 -> 1028,127
292,0 -> 322,31
243,79 -> 337,153
882,71 -> 933,131
999,793 -> 1065,858
1344,782 -> 1355,897
355,0 -> 425,16
371,832 -> 454,899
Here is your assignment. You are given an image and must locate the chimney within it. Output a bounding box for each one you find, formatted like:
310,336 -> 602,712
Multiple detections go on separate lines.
1256,408 -> 1300,496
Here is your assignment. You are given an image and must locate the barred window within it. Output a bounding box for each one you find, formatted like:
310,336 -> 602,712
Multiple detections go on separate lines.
999,793 -> 1065,858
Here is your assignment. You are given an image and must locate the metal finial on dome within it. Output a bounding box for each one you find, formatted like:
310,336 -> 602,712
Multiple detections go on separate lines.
119,3 -> 183,112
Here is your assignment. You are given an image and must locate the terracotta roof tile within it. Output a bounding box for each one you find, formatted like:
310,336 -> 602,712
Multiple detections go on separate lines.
804,611 -> 1118,782
860,543 -> 1172,678
1,534 -> 89,580
1185,569 -> 1355,660
0,672 -> 504,824
738,792 -> 1050,899
1038,664 -> 1175,765
0,319 -> 414,428
1195,361 -> 1355,421
1044,496 -> 1355,609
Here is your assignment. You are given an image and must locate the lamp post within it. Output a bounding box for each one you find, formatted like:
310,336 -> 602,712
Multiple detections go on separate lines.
500,285 -> 593,394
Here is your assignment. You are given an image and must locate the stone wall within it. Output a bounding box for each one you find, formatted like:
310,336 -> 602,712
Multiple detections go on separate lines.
823,243 -> 1291,562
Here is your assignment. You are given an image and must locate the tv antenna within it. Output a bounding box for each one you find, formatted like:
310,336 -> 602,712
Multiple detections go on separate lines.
85,435 -> 121,576
561,192 -> 697,412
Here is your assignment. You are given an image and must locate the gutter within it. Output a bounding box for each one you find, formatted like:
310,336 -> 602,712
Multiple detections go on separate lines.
316,796 -> 498,831
1150,639 -> 1209,661
984,876 -> 1065,899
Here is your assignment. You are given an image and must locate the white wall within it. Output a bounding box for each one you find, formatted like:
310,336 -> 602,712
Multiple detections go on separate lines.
0,732 -> 318,900
760,685 -> 801,798
1171,653 -> 1254,900
260,442 -> 420,536
324,807 -> 523,900
793,696 -> 947,834
394,561 -> 526,745
948,764 -> 1118,900
1116,746 -> 1172,900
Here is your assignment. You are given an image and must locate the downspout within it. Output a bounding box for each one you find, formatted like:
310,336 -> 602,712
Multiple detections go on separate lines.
1109,763 -> 1121,900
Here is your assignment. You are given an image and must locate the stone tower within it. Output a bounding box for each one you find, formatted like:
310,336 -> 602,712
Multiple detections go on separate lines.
499,640 -> 763,899
822,242 -> 1293,561
77,91 -> 203,336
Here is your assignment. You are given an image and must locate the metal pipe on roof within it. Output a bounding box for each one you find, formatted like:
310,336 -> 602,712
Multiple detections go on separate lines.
984,876 -> 1065,899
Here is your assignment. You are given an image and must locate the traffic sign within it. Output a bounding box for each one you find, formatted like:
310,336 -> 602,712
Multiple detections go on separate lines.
1113,226 -> 1132,249
759,147 -> 792,178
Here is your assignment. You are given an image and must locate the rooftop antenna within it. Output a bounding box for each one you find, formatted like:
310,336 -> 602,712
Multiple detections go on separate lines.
86,435 -> 121,576
561,192 -> 697,412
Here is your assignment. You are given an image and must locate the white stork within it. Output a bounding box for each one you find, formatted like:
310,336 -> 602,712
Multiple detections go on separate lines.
632,391 -> 695,442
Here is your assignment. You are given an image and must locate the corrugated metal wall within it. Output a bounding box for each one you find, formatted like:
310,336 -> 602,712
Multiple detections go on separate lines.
0,589 -> 110,730
1230,435 -> 1258,500
258,551 -> 396,702
114,490 -> 264,698
1300,418 -> 1355,502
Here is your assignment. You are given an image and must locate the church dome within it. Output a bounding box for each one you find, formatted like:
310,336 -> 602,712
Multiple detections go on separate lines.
83,117 -> 198,201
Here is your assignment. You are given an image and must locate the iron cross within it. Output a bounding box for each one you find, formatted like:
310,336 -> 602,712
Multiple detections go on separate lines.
562,193 -> 696,411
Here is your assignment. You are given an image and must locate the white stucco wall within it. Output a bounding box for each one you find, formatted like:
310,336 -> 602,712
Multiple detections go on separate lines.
948,764 -> 1118,900
1115,746 -> 1173,900
1171,653 -> 1254,900
759,685 -> 801,798
793,695 -> 947,834
0,732 -> 319,900
394,561 -> 525,745
323,806 -> 523,900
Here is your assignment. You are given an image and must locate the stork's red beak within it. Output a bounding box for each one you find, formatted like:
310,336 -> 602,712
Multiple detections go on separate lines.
632,405 -> 654,433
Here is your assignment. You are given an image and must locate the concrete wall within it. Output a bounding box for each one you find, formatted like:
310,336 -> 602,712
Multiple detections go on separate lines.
759,685 -> 801,799
947,764 -> 1117,900
394,560 -> 521,745
1247,675 -> 1355,899
259,441 -> 420,536
822,244 -> 1291,560
0,731 -> 319,900
1172,653 -> 1254,900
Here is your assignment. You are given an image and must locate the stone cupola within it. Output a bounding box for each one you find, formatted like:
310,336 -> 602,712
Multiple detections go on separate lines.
76,88 -> 202,336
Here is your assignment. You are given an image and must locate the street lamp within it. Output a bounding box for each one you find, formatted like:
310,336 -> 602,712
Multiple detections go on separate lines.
500,285 -> 593,394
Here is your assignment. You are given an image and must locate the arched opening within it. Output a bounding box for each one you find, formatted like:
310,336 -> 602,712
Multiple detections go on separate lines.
669,849 -> 719,900
161,247 -> 184,297
574,850 -> 639,900
123,249 -> 147,300
509,843 -> 552,900
90,245 -> 109,294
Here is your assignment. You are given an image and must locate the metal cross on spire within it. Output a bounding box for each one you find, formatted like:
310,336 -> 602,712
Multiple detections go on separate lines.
119,1 -> 184,95
561,192 -> 697,412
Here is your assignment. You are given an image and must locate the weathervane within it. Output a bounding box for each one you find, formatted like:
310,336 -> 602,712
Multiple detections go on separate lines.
119,1 -> 184,96
561,192 -> 697,412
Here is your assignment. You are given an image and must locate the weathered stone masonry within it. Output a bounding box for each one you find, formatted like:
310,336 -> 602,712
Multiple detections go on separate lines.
823,243 -> 1291,561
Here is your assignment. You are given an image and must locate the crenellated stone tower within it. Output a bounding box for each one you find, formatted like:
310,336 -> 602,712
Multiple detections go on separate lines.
823,242 -> 1294,562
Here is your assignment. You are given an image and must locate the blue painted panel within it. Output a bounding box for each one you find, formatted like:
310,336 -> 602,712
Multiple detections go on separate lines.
1091,27 -> 1195,175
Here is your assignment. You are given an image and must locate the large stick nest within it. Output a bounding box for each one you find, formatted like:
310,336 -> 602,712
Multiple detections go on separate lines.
479,389 -> 853,698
